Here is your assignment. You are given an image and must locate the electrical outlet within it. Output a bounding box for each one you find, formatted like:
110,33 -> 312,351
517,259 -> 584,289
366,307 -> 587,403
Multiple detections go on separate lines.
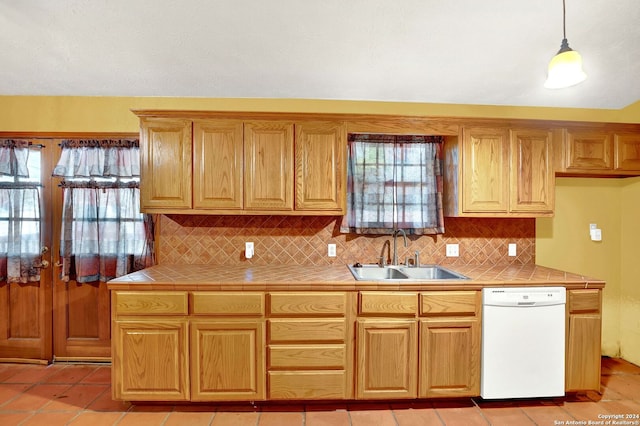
328,243 -> 337,257
245,242 -> 254,259
508,243 -> 517,257
445,244 -> 459,257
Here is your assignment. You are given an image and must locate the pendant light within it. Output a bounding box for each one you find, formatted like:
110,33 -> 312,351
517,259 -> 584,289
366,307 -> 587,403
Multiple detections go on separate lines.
544,0 -> 587,89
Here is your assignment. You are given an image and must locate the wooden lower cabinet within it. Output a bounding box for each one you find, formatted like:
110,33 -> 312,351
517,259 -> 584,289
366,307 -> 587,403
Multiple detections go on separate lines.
267,292 -> 353,400
110,287 -> 603,402
566,289 -> 602,392
190,321 -> 265,401
112,319 -> 189,401
356,319 -> 418,399
419,318 -> 480,397
419,291 -> 481,398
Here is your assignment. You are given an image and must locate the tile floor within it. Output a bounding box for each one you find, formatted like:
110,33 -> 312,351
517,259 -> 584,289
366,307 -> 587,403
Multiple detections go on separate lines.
0,357 -> 639,426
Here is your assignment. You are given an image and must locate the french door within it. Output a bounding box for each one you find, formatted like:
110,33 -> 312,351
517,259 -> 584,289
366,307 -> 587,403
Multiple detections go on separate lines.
0,134 -> 135,362
51,139 -> 111,360
0,139 -> 54,361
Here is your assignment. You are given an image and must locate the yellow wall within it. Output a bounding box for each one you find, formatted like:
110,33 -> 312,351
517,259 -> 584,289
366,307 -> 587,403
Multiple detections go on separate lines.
536,178 -> 624,357
1,95 -> 638,363
620,177 -> 640,366
1,96 -> 639,133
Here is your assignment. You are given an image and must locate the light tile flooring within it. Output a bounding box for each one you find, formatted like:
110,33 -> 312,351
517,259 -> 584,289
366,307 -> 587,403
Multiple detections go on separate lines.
0,357 -> 639,426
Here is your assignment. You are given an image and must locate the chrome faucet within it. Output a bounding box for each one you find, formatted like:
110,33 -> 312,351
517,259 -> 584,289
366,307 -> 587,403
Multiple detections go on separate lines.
379,240 -> 391,267
392,229 -> 407,266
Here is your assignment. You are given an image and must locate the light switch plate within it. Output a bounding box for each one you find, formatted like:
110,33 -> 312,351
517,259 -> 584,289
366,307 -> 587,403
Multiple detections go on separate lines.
508,243 -> 517,257
328,243 -> 337,257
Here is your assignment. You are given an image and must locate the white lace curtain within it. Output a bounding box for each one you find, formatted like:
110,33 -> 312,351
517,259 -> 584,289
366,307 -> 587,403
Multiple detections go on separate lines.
0,140 -> 42,283
53,139 -> 154,283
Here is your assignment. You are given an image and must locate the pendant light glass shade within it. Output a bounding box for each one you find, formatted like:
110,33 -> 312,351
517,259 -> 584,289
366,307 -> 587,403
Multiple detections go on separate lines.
544,0 -> 587,89
544,39 -> 587,88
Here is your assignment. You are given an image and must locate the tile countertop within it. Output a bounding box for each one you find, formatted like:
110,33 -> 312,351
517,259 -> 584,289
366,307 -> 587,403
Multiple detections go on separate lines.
107,263 -> 605,291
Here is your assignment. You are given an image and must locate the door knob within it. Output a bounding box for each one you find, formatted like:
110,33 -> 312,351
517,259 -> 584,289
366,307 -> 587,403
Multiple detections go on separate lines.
33,260 -> 50,269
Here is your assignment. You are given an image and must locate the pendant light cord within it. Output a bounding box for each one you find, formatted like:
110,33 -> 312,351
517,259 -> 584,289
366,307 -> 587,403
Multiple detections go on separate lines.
562,0 -> 567,39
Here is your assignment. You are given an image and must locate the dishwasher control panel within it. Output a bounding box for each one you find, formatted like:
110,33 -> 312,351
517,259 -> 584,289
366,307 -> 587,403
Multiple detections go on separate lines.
483,287 -> 566,307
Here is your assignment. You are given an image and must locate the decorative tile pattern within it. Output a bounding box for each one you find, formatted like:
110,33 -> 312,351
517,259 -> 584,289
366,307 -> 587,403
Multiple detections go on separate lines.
157,215 -> 535,266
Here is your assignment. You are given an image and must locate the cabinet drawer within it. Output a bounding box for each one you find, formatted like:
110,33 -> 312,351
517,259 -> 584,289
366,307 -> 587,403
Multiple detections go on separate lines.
191,292 -> 264,316
268,344 -> 346,369
420,291 -> 478,316
359,292 -> 418,316
569,290 -> 601,313
268,292 -> 346,317
268,319 -> 346,343
114,291 -> 188,315
268,371 -> 347,399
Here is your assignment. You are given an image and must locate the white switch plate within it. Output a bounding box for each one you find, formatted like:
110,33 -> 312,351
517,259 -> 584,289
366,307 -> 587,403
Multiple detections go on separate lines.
589,223 -> 602,241
245,242 -> 254,258
508,243 -> 517,257
446,244 -> 459,257
328,243 -> 337,257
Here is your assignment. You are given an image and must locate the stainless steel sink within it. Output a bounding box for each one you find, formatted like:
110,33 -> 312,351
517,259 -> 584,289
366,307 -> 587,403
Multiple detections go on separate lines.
347,264 -> 469,281
398,265 -> 468,280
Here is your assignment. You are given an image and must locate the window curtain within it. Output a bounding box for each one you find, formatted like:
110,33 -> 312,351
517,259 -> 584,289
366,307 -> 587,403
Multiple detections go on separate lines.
53,139 -> 154,283
0,140 -> 42,283
340,134 -> 445,235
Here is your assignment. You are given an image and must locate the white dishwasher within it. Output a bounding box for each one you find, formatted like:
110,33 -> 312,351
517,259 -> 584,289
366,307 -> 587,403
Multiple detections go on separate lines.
481,287 -> 566,399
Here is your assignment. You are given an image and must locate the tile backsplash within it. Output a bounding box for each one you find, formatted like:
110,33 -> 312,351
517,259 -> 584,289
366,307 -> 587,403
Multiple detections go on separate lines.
157,215 -> 535,266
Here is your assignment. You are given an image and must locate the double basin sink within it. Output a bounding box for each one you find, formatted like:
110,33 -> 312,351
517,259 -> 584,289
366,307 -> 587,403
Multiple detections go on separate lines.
347,263 -> 469,282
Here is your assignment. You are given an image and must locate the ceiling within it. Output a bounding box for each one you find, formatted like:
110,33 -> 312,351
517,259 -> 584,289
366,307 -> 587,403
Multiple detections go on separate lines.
1,0 -> 638,110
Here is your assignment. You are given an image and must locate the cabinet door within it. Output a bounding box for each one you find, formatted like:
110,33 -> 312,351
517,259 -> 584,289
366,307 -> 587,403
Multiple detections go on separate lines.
566,289 -> 602,392
190,321 -> 265,401
509,129 -> 554,213
419,318 -> 480,398
566,313 -> 602,391
112,320 -> 189,401
244,121 -> 294,210
193,120 -> 244,209
462,127 -> 510,213
565,130 -> 612,171
295,121 -> 346,212
140,118 -> 192,210
614,133 -> 640,171
356,319 -> 417,399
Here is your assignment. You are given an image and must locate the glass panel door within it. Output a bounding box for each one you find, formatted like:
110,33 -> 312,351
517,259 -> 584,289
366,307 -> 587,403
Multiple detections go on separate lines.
0,140 -> 53,361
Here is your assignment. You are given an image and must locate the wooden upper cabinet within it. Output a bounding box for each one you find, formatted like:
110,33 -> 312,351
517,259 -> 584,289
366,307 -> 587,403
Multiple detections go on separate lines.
295,121 -> 346,212
557,128 -> 640,176
457,126 -> 554,216
614,133 -> 640,171
193,120 -> 244,209
509,129 -> 554,213
139,118 -> 192,210
565,130 -> 612,171
244,121 -> 294,211
462,127 -> 510,213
